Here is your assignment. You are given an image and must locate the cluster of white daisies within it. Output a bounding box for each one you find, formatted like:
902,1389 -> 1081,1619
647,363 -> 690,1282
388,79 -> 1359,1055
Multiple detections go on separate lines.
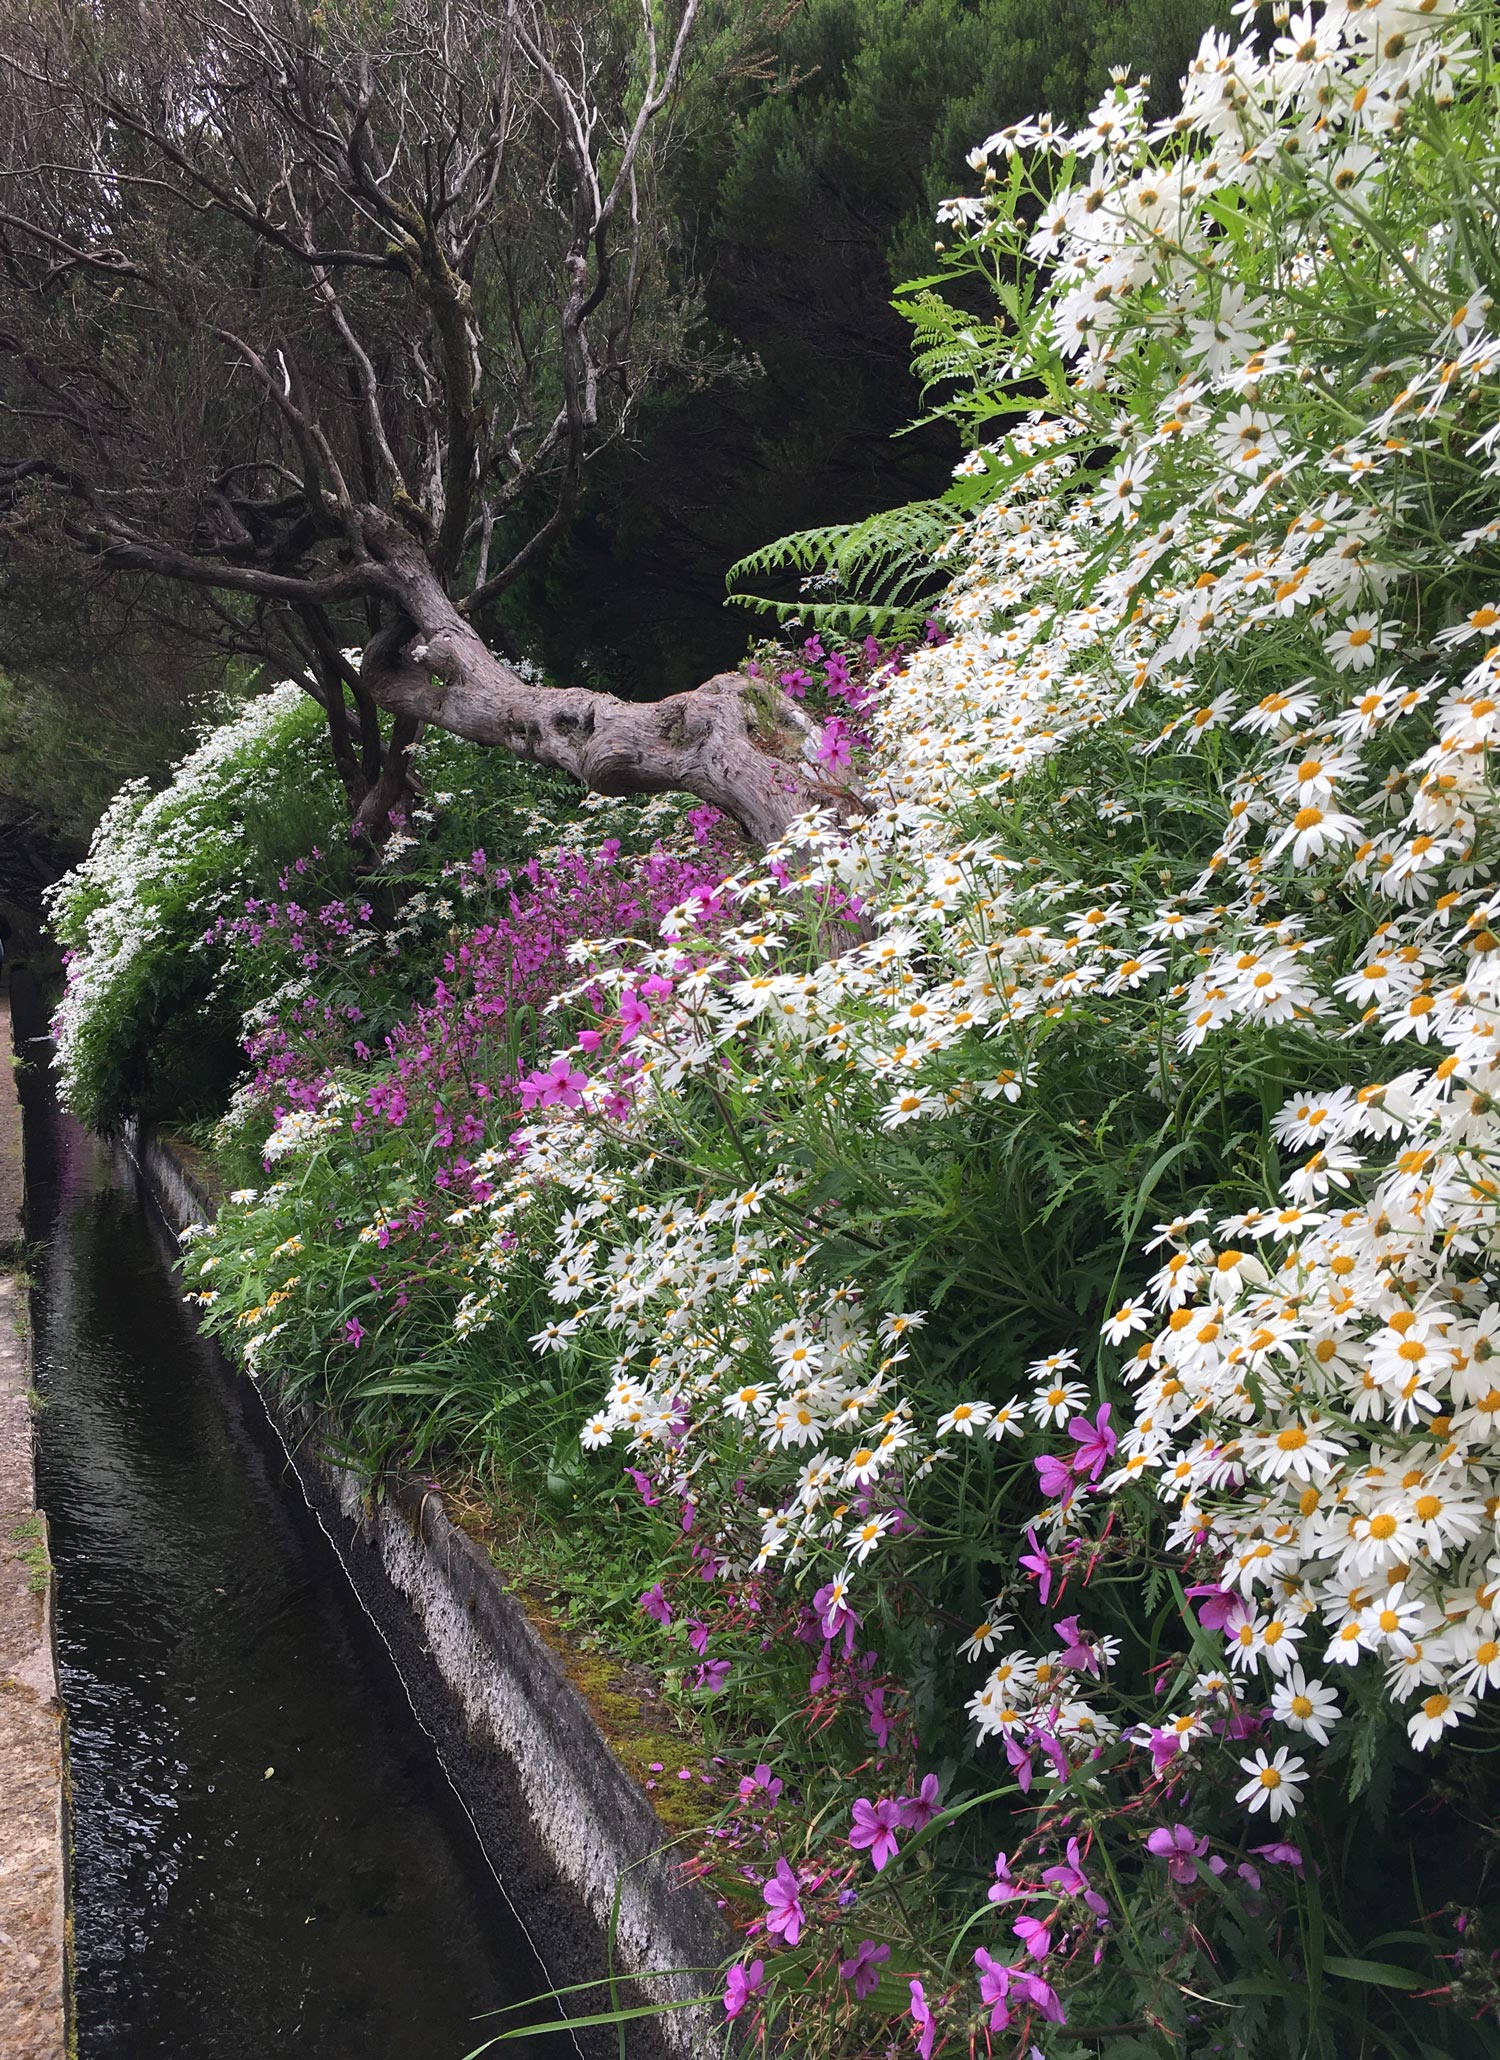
252,0 -> 1500,1817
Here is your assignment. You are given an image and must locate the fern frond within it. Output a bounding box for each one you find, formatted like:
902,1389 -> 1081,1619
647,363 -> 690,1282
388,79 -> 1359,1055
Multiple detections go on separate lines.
726,498 -> 959,640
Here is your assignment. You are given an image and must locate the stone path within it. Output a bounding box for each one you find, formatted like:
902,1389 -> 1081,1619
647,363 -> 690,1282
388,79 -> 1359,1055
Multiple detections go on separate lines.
0,993 -> 66,2060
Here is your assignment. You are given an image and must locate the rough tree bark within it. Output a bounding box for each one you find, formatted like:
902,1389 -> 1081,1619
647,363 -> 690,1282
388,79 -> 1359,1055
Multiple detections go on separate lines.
352,519 -> 849,848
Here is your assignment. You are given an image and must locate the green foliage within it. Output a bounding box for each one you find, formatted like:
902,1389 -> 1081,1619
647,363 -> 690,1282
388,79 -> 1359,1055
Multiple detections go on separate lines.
726,497 -> 960,636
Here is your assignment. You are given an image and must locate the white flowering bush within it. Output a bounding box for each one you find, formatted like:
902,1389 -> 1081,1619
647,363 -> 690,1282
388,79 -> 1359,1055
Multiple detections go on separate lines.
179,2 -> 1500,2047
47,686 -> 340,1128
47,681 -> 583,1135
410,0 -> 1500,2046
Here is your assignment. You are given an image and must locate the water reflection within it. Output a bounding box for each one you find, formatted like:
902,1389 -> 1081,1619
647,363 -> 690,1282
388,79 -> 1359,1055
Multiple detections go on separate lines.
21,992 -> 565,2060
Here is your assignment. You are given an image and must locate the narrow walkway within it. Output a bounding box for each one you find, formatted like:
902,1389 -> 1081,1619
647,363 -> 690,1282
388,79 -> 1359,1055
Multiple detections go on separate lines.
0,990 -> 67,2060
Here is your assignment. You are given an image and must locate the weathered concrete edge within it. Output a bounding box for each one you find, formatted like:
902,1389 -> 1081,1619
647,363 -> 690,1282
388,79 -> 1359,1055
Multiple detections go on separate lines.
132,1121 -> 729,2059
0,1000 -> 69,2060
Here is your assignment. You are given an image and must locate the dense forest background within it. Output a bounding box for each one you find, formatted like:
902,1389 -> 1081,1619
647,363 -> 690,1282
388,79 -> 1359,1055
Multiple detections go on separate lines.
0,0 -> 1225,881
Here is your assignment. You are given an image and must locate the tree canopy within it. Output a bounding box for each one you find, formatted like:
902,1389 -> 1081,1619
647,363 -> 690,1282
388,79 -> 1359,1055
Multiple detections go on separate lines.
0,0 -> 831,845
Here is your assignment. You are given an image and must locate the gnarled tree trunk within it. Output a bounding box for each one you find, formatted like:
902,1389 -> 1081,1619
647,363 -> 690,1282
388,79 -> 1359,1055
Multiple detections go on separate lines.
356,518 -> 856,849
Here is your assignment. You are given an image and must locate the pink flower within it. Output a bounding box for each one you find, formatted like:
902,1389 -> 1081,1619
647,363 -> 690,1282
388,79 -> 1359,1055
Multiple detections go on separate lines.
738,1763 -> 783,1805
1067,1403 -> 1117,1483
1019,1525 -> 1054,1604
815,717 -> 855,772
763,1858 -> 805,1944
1186,1583 -> 1243,1632
625,1467 -> 659,1507
1012,1913 -> 1053,1960
988,1850 -> 1031,1905
975,1952 -> 1064,2025
519,1055 -> 588,1111
343,1316 -> 365,1347
1042,1836 -> 1108,1917
723,1958 -> 764,2019
908,1978 -> 936,2060
1019,1970 -> 1066,2025
617,988 -> 652,1042
639,1583 -> 671,1626
1251,1841 -> 1303,1871
1147,1823 -> 1208,1884
838,1939 -> 890,2000
1145,1726 -> 1187,1776
814,1579 -> 861,1652
1003,1734 -> 1035,1793
974,1948 -> 1015,2030
849,1795 -> 903,1871
1051,1615 -> 1100,1676
897,1773 -> 942,1831
1033,1452 -> 1074,1501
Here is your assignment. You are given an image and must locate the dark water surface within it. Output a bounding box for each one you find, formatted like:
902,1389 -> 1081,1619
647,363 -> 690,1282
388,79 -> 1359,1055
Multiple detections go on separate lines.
18,982 -> 568,2060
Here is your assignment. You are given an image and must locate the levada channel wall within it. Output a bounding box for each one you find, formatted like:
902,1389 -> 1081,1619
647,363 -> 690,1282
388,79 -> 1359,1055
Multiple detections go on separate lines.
0,991 -> 68,2060
127,1119 -> 730,2060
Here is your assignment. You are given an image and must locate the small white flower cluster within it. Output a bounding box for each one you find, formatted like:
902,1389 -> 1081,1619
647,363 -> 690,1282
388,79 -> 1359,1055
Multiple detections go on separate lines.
46,685 -> 327,1118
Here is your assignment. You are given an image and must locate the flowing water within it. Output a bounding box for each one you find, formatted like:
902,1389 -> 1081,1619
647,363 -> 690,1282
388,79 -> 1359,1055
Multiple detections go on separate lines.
17,979 -> 569,2060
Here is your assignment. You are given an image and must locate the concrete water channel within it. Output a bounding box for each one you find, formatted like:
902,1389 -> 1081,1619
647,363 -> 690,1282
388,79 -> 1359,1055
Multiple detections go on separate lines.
14,973 -> 575,2060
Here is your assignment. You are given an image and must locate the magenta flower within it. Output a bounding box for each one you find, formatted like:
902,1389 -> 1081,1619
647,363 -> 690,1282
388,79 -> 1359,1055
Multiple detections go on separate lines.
1185,1582 -> 1243,1632
343,1316 -> 365,1347
865,1685 -> 895,1751
518,1055 -> 588,1111
1033,1451 -> 1074,1502
1144,1725 -> 1187,1775
722,1958 -> 764,2019
1251,1841 -> 1304,1871
838,1939 -> 890,2000
1052,1615 -> 1100,1677
813,1579 -> 861,1653
1019,1970 -> 1067,2025
897,1773 -> 942,1832
617,988 -> 652,1042
1067,1403 -> 1117,1483
908,1978 -> 936,2060
815,717 -> 855,772
539,1055 -> 588,1107
849,1795 -> 903,1872
638,1583 -> 671,1626
738,1763 -> 783,1805
988,1850 -> 1031,1905
974,1948 -> 1015,2030
976,1951 -> 1063,2025
763,1858 -> 805,1944
1147,1823 -> 1209,1884
1012,1913 -> 1053,1960
625,1467 -> 659,1507
1019,1525 -> 1054,1604
1042,1837 -> 1109,1917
